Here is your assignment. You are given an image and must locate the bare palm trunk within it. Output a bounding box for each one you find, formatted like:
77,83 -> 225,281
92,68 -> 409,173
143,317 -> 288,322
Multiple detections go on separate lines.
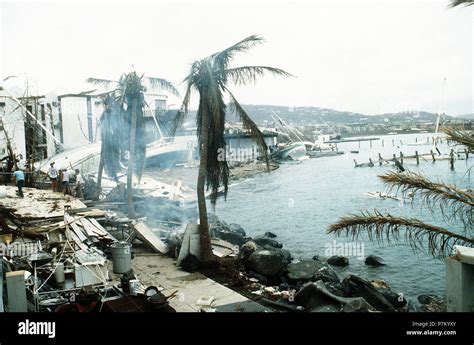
127,99 -> 137,218
197,103 -> 214,261
97,140 -> 105,190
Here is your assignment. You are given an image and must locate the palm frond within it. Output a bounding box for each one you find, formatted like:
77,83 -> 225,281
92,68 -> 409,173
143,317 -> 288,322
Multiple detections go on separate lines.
380,171 -> 474,230
170,81 -> 193,136
211,35 -> 264,70
146,77 -> 180,97
442,127 -> 474,150
448,0 -> 474,7
86,78 -> 118,86
328,211 -> 474,258
224,66 -> 294,86
226,88 -> 270,170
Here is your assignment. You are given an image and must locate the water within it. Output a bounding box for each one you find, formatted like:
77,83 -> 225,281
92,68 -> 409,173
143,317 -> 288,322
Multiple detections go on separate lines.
146,133 -> 473,301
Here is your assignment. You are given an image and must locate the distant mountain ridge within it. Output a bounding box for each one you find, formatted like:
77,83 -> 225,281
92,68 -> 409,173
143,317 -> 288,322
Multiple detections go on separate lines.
166,104 -> 468,126
225,104 -> 457,125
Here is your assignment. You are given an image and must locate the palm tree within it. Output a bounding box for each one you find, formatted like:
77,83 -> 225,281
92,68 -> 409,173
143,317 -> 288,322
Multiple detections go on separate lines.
88,71 -> 179,216
448,0 -> 473,7
328,128 -> 474,258
172,35 -> 292,261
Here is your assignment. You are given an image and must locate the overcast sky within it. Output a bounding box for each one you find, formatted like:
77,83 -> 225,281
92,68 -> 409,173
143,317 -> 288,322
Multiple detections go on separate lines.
1,0 -> 472,115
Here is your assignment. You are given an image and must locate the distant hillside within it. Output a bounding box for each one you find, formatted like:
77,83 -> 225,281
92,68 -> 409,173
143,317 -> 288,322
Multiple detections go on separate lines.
457,113 -> 474,120
164,104 -> 463,126
225,104 -> 455,125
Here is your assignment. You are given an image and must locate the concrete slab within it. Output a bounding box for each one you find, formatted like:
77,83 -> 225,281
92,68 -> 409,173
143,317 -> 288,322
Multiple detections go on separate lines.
109,253 -> 270,312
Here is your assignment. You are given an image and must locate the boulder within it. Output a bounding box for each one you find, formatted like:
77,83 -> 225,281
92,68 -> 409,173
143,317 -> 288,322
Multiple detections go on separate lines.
418,296 -> 446,312
341,275 -> 396,312
365,255 -> 386,267
286,259 -> 325,283
254,236 -> 283,249
378,287 -> 407,309
294,281 -> 375,312
216,232 -> 247,247
180,254 -> 200,273
342,298 -> 373,312
417,294 -> 439,305
264,231 -> 277,238
229,223 -> 246,237
327,255 -> 349,267
240,241 -> 258,260
245,248 -> 290,277
312,266 -> 340,285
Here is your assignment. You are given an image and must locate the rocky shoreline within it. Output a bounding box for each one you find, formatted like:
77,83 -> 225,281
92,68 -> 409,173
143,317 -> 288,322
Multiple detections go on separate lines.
195,215 -> 446,312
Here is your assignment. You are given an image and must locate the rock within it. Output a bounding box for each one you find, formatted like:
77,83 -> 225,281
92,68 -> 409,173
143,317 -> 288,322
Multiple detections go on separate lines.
229,223 -> 246,237
370,280 -> 407,309
378,287 -> 407,309
370,279 -> 390,290
419,296 -> 446,312
294,281 -> 375,312
417,294 -> 439,305
264,231 -> 277,238
240,241 -> 258,260
341,275 -> 396,312
279,282 -> 290,291
312,266 -> 340,285
342,298 -> 373,312
365,255 -> 386,267
254,236 -> 283,249
327,255 -> 349,267
246,270 -> 270,285
216,232 -> 247,247
180,254 -> 200,273
245,248 -> 290,277
312,255 -> 319,261
285,259 -> 325,283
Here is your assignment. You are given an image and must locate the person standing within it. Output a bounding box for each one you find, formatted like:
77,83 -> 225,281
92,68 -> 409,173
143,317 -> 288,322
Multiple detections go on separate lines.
61,168 -> 71,195
13,167 -> 25,198
74,168 -> 84,199
48,162 -> 59,192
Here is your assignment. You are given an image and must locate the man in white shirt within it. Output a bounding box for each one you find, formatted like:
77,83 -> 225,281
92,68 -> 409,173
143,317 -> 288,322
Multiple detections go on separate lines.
74,169 -> 85,199
61,168 -> 72,195
48,162 -> 59,192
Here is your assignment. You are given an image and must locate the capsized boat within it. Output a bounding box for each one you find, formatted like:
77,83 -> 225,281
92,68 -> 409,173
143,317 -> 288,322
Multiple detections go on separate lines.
272,142 -> 307,161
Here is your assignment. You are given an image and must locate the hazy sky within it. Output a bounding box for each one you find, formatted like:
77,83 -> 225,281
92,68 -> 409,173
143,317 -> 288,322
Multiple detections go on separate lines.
1,0 -> 472,115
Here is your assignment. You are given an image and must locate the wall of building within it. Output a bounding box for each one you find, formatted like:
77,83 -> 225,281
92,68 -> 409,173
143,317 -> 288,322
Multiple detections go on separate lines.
0,96 -> 27,160
59,96 -> 103,150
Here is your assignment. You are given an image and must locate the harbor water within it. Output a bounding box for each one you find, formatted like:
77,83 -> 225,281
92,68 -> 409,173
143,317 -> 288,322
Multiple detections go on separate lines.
147,132 -> 472,302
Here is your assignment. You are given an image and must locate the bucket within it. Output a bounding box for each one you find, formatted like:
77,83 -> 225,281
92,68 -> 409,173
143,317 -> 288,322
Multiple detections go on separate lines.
0,186 -> 7,198
54,263 -> 65,284
110,242 -> 132,274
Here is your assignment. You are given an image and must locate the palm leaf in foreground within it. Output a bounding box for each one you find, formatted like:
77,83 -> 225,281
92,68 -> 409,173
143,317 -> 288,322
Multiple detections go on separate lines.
328,211 -> 474,258
448,0 -> 474,7
442,127 -> 474,151
380,171 -> 474,229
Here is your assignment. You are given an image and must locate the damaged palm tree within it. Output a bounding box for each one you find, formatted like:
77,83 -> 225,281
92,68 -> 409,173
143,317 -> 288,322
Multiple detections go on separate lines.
172,35 -> 292,261
328,128 -> 474,259
88,71 -> 179,217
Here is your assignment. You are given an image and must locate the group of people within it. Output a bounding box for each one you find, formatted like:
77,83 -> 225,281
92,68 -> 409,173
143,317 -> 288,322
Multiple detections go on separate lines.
47,162 -> 85,197
10,162 -> 85,199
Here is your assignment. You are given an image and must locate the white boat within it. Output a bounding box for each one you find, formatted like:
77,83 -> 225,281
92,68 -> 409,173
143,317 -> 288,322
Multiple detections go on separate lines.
145,136 -> 196,168
273,142 -> 307,161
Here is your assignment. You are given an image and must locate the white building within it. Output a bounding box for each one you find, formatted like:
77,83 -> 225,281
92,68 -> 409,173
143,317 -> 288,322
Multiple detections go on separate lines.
0,87 -> 59,166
